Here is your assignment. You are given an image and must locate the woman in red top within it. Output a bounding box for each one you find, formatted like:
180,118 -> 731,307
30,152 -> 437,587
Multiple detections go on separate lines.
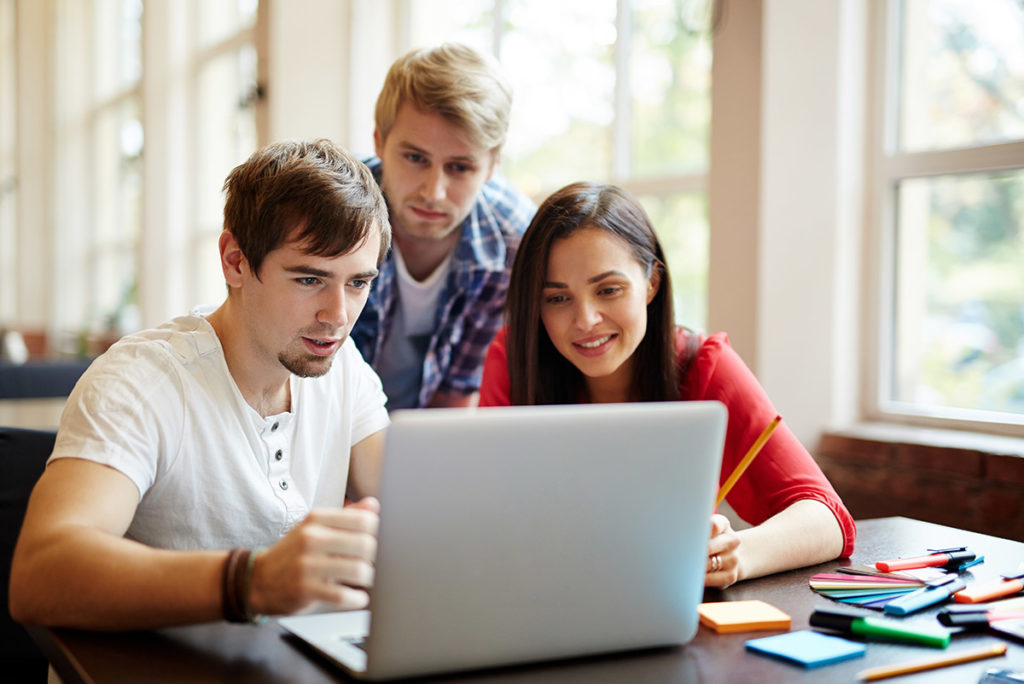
479,182 -> 855,588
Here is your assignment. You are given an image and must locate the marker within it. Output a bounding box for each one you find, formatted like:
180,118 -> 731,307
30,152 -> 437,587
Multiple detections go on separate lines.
857,643 -> 1007,681
954,571 -> 1024,604
883,574 -> 966,616
937,609 -> 1024,630
875,547 -> 977,573
810,607 -> 950,647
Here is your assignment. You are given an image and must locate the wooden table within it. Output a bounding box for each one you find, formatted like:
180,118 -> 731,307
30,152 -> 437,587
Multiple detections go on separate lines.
28,517 -> 1024,682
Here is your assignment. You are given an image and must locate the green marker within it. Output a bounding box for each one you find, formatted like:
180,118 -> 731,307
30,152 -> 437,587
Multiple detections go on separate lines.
810,607 -> 951,648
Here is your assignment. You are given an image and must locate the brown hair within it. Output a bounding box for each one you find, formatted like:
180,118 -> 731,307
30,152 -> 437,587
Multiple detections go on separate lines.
374,43 -> 512,151
506,182 -> 680,405
222,139 -> 390,278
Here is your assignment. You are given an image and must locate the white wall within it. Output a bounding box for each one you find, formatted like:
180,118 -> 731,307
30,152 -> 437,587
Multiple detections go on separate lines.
263,0 -> 399,154
755,0 -> 867,446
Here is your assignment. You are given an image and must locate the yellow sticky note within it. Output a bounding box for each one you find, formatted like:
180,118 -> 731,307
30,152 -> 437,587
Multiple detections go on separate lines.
698,600 -> 792,633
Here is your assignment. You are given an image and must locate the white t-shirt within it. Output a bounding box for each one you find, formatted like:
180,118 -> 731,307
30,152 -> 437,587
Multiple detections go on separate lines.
50,309 -> 390,550
375,245 -> 452,409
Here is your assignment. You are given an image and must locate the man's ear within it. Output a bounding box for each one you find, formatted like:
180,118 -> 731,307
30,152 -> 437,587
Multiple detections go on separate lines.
373,129 -> 384,159
219,231 -> 247,288
646,265 -> 662,305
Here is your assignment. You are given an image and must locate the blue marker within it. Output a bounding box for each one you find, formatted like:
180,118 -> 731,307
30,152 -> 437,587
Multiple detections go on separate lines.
883,574 -> 966,616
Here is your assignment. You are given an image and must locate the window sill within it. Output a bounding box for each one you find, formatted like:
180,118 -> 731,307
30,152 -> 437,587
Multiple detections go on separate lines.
817,422 -> 1023,542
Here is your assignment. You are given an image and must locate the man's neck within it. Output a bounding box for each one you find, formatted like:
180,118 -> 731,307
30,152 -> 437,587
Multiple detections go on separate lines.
392,228 -> 461,282
206,302 -> 291,417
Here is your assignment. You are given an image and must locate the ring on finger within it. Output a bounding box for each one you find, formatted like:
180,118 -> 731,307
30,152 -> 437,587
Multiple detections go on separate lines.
710,553 -> 721,572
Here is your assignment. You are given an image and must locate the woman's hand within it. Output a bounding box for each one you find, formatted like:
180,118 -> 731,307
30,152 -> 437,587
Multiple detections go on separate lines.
705,513 -> 741,588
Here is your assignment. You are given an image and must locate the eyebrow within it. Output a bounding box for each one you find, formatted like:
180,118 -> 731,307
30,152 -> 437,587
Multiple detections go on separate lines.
397,141 -> 478,166
283,265 -> 379,280
542,270 -> 628,289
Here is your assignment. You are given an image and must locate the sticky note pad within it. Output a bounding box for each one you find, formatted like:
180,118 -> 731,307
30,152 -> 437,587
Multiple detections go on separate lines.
698,600 -> 792,633
745,630 -> 867,668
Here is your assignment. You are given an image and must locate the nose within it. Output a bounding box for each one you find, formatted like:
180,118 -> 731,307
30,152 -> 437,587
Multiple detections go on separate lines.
573,297 -> 601,330
420,166 -> 446,203
317,286 -> 349,329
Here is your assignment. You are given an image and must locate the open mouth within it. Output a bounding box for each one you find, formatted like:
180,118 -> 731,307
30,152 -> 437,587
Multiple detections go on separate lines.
302,337 -> 340,357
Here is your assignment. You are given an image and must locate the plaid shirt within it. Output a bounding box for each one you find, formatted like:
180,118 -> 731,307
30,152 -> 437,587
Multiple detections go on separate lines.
352,157 -> 536,407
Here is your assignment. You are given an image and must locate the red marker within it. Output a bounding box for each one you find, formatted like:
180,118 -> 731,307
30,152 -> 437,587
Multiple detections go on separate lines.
875,547 -> 976,573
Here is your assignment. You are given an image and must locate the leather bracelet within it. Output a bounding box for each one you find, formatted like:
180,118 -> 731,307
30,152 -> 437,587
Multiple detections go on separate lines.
222,548 -> 248,623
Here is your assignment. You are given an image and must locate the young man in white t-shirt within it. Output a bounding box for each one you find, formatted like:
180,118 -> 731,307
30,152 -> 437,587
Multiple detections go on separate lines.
10,140 -> 391,629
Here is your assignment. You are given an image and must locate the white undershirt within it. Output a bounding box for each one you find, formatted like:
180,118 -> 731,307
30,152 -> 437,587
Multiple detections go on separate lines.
375,245 -> 452,409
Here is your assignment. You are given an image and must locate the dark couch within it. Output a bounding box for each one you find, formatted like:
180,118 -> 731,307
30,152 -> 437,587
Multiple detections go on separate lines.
0,360 -> 92,399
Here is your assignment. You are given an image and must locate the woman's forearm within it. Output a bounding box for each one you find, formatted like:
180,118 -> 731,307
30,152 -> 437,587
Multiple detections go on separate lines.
735,499 -> 844,581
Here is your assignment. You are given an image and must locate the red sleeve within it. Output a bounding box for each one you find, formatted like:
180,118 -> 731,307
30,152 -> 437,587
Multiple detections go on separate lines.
684,332 -> 856,557
478,327 -> 512,407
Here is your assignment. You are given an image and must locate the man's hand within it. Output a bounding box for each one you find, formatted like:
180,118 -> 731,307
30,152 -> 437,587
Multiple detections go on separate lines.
248,497 -> 380,615
705,513 -> 741,589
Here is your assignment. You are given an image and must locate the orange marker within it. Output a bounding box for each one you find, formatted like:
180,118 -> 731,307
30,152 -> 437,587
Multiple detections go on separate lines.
955,573 -> 1024,604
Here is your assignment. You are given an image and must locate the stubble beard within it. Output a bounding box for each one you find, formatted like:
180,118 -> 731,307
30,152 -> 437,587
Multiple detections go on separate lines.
277,334 -> 346,378
279,352 -> 334,378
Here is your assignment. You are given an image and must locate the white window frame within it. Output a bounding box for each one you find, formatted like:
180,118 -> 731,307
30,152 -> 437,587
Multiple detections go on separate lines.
864,0 -> 1024,437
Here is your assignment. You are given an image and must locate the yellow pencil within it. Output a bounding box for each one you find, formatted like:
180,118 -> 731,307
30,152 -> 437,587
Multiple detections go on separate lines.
715,415 -> 781,508
857,643 -> 1006,681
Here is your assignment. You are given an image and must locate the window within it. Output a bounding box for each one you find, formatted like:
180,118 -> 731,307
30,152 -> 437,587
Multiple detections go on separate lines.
190,0 -> 261,311
872,0 -> 1024,430
53,0 -> 144,352
404,0 -> 712,329
46,0 -> 260,350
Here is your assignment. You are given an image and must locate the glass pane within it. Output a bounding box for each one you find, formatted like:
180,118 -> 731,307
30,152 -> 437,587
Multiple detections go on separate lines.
899,0 -> 1024,152
406,0 -> 492,52
639,191 -> 708,331
197,0 -> 258,49
630,0 -> 711,179
120,0 -> 142,84
195,47 -> 258,305
892,171 -> 1024,415
94,0 -> 141,98
92,99 -> 142,333
501,0 -> 617,197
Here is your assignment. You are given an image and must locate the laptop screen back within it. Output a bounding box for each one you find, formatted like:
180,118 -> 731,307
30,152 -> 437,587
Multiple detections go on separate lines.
362,401 -> 726,680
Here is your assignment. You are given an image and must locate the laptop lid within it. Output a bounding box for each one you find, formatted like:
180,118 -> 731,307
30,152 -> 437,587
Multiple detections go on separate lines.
281,401 -> 726,680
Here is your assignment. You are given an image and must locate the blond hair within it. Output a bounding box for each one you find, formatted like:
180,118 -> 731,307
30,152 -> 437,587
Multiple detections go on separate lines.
374,43 -> 512,151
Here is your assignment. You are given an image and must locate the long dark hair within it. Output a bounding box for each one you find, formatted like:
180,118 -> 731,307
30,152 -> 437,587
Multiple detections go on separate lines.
506,182 -> 680,405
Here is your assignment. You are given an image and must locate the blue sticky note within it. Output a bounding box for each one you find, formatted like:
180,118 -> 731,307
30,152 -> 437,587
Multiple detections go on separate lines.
745,630 -> 867,668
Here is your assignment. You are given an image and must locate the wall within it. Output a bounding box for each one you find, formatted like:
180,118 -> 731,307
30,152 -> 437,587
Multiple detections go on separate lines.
818,428 -> 1024,541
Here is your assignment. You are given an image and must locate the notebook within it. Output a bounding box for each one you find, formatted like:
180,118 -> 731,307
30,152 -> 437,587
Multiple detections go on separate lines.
278,401 -> 727,680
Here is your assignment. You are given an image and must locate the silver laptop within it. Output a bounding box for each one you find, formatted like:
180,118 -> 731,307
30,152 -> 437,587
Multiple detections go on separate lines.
279,401 -> 726,680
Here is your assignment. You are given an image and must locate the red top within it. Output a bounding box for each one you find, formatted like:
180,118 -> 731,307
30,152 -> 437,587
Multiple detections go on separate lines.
479,327 -> 856,557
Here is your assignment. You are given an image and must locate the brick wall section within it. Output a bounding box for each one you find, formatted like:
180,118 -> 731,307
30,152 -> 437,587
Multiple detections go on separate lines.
817,432 -> 1024,542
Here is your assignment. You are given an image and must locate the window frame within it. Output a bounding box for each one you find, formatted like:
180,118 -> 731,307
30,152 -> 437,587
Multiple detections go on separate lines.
864,0 -> 1024,437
